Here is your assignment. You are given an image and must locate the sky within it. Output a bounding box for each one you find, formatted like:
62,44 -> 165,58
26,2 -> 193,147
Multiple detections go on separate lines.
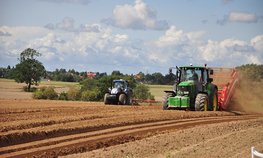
0,0 -> 263,74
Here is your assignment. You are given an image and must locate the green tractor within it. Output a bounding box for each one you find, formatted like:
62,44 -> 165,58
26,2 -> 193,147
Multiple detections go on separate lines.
163,65 -> 218,111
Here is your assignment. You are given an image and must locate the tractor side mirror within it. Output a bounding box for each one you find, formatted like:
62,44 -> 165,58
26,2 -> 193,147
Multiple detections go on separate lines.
208,78 -> 213,83
209,69 -> 214,75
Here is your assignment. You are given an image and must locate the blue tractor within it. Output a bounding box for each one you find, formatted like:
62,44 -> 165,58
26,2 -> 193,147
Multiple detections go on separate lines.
104,79 -> 133,105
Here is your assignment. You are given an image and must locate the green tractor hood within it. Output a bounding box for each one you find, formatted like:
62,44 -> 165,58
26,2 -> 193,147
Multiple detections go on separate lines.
178,80 -> 194,87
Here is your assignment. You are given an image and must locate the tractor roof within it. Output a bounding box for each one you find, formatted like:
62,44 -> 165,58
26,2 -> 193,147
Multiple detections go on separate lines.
180,66 -> 208,69
113,79 -> 128,83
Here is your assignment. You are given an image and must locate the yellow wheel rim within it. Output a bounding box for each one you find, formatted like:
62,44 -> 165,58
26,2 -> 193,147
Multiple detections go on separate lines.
213,93 -> 217,111
204,99 -> 208,111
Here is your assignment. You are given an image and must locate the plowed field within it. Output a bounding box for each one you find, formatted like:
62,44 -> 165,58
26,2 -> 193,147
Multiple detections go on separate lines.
0,79 -> 263,158
0,100 -> 262,158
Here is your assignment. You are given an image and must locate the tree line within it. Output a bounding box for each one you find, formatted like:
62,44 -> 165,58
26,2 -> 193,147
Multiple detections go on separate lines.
236,64 -> 263,82
3,64 -> 262,85
0,67 -> 177,85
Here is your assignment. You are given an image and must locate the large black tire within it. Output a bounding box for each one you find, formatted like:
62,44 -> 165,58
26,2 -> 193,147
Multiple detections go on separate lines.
163,93 -> 172,110
104,93 -> 110,105
195,93 -> 209,111
119,94 -> 127,105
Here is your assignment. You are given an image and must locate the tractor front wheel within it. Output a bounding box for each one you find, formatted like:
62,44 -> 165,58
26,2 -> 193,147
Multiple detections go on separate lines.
163,93 -> 172,110
104,93 -> 110,105
195,93 -> 209,111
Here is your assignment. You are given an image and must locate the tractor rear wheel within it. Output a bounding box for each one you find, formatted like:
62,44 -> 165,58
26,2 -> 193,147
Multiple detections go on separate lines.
195,93 -> 209,111
119,94 -> 127,105
212,90 -> 218,111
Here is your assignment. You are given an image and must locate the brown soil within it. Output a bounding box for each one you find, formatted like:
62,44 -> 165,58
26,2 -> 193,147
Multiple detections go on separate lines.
65,118 -> 263,158
0,79 -> 263,158
0,99 -> 262,158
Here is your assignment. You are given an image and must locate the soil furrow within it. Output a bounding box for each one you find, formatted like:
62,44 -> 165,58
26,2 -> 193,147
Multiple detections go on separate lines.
0,115 -> 259,158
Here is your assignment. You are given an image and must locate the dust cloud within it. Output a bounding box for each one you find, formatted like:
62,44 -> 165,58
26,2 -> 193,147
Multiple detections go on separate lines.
230,78 -> 263,113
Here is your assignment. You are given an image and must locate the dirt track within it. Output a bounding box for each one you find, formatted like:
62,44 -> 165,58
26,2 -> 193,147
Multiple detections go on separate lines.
0,99 -> 262,158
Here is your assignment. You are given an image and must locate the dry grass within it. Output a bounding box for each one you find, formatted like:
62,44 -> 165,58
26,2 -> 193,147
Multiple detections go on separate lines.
0,79 -> 79,100
148,85 -> 173,101
0,79 -> 32,100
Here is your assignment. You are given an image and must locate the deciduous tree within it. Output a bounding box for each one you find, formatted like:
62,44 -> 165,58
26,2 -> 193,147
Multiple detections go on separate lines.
14,48 -> 46,91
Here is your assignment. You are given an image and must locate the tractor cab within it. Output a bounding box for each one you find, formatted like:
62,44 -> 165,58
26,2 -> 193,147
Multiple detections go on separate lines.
174,66 -> 213,93
111,80 -> 128,93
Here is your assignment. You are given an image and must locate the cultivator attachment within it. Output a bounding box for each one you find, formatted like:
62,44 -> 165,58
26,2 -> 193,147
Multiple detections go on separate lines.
210,68 -> 239,110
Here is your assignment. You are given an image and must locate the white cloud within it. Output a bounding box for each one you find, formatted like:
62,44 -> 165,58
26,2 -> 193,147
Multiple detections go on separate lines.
0,23 -> 146,72
0,30 -> 12,36
0,23 -> 262,73
155,26 -> 205,47
0,26 -> 50,59
104,0 -> 168,30
155,26 -> 186,47
79,24 -> 102,33
45,18 -> 104,33
228,11 -> 257,23
251,35 -> 263,51
151,25 -> 262,67
198,38 -> 254,63
0,26 -> 49,40
217,11 -> 258,25
113,34 -> 129,43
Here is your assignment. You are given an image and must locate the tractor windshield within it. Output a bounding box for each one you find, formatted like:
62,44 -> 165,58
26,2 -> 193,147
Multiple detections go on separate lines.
180,68 -> 202,82
113,81 -> 126,89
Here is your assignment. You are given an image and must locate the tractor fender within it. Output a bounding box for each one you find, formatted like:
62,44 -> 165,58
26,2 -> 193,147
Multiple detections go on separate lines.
116,92 -> 126,98
207,84 -> 218,109
122,92 -> 129,96
118,92 -> 132,105
164,90 -> 176,96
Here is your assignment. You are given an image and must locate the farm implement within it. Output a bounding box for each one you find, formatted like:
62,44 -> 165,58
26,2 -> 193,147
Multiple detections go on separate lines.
163,65 -> 238,111
211,67 -> 239,110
